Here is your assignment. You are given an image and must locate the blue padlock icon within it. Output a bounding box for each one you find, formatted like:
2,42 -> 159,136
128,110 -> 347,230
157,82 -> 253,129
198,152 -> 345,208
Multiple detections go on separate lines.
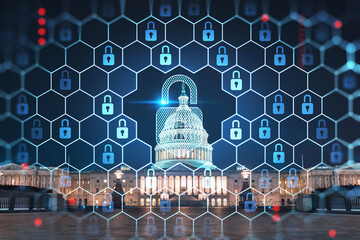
160,0 -> 171,17
259,169 -> 271,189
31,119 -> 43,139
273,143 -> 285,163
216,46 -> 228,66
60,70 -> 71,90
16,50 -> 29,67
274,46 -> 286,66
188,0 -> 200,16
302,45 -> 314,66
59,24 -> 72,42
102,193 -> 114,212
16,94 -> 29,115
302,94 -> 313,114
145,21 -> 157,41
287,168 -> 298,188
244,0 -> 257,16
330,143 -> 342,164
59,119 -> 71,139
316,119 -> 328,139
259,119 -> 270,139
60,168 -> 71,187
203,169 -> 212,188
244,193 -> 256,212
102,95 -> 114,115
102,144 -> 114,164
160,193 -> 171,212
343,72 -> 357,90
231,70 -> 242,91
117,119 -> 129,139
273,94 -> 284,114
103,46 -> 114,65
203,21 -> 214,41
174,217 -> 186,237
16,143 -> 29,163
230,120 -> 242,140
160,45 -> 172,65
259,22 -> 271,41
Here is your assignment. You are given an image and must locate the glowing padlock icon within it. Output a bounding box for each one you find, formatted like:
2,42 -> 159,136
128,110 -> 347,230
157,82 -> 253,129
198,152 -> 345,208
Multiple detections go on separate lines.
160,45 -> 172,65
230,120 -> 242,140
273,143 -> 285,163
117,119 -> 128,139
259,119 -> 270,139
302,94 -> 314,114
230,70 -> 242,91
316,119 -> 328,139
59,119 -> 71,139
103,46 -> 114,65
216,46 -> 228,66
274,46 -> 286,66
102,95 -> 114,115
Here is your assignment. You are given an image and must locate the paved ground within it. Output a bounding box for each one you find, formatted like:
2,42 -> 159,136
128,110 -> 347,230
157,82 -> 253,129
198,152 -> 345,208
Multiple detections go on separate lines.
0,208 -> 358,239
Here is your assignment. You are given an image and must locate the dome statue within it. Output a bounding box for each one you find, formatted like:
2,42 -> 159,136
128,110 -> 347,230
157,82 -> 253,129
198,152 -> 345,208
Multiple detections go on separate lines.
155,82 -> 213,169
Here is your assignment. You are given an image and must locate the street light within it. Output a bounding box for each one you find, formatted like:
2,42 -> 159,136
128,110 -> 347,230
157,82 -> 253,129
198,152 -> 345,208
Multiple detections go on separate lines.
241,169 -> 250,181
114,170 -> 123,180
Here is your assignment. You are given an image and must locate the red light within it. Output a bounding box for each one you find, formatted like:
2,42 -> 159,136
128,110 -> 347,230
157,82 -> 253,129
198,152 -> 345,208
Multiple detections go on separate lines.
38,18 -> 46,26
38,27 -> 46,36
329,229 -> 336,238
68,198 -> 76,205
38,8 -> 46,16
261,14 -> 269,22
334,20 -> 342,29
273,205 -> 280,212
21,163 -> 29,170
272,214 -> 280,222
38,38 -> 46,46
34,218 -> 42,226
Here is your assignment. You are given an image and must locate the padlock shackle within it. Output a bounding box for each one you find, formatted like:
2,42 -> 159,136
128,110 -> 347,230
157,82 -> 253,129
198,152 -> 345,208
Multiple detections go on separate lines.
232,120 -> 240,128
304,45 -> 312,53
303,94 -> 311,102
147,216 -> 155,225
289,168 -> 296,176
104,144 -> 112,152
261,119 -> 269,127
246,192 -> 254,200
176,217 -> 184,225
261,169 -> 269,176
104,95 -> 112,103
118,119 -> 126,127
274,94 -> 282,102
147,169 -> 155,177
61,119 -> 69,127
18,143 -> 27,152
61,70 -> 69,79
62,167 -> 69,175
261,21 -> 269,29
104,192 -> 112,202
33,119 -> 41,127
317,119 -> 326,127
204,21 -> 212,29
147,21 -> 155,29
162,45 -> 170,53
105,45 -> 113,54
218,46 -> 226,54
276,46 -> 284,54
275,143 -> 283,152
232,70 -> 240,79
18,94 -> 27,103
204,217 -> 212,224
204,169 -> 211,177
332,143 -> 341,151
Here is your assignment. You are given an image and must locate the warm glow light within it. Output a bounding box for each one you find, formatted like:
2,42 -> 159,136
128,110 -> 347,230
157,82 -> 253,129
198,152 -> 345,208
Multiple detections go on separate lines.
241,170 -> 250,180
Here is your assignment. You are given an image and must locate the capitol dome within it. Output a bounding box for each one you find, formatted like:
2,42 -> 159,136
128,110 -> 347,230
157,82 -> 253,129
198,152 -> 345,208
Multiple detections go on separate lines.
155,83 -> 213,169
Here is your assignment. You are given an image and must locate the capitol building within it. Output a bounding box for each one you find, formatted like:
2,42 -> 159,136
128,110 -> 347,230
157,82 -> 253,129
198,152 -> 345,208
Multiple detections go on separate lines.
0,75 -> 359,210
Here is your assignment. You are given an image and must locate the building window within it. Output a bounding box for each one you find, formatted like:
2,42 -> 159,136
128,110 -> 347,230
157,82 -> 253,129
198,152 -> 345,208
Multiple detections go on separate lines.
96,180 -> 99,183
217,198 -> 222,206
211,199 -> 216,206
234,180 -> 238,183
96,188 -> 99,192
223,198 -> 228,207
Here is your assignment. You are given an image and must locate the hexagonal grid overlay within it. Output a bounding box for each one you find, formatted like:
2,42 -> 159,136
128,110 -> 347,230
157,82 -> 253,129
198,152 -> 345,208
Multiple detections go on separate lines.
0,0 -> 359,238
